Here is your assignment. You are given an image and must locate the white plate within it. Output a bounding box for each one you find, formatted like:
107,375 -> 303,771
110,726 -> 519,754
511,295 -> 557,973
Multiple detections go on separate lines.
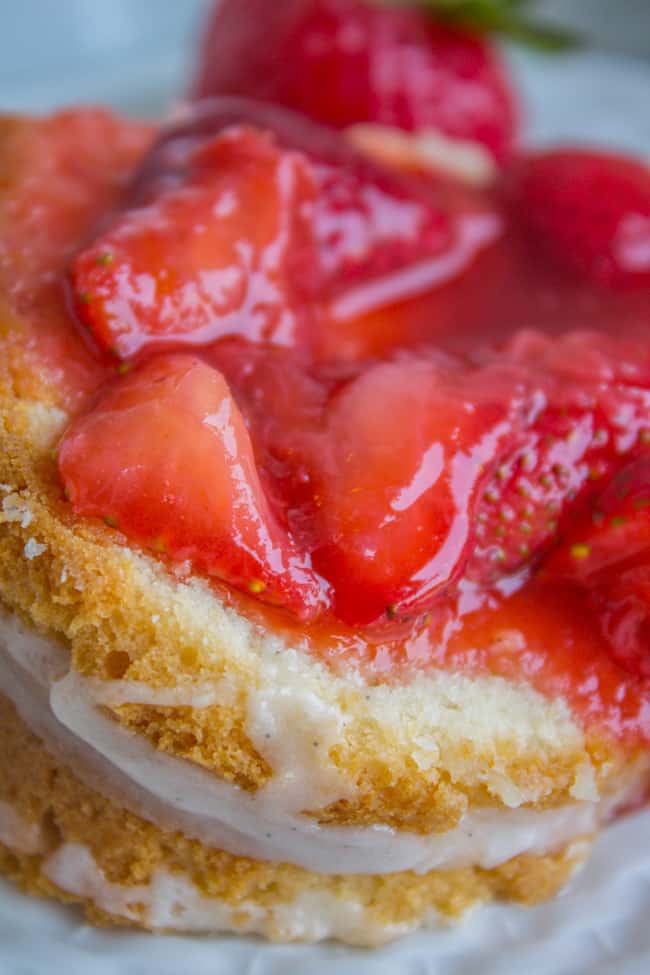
1,7 -> 650,973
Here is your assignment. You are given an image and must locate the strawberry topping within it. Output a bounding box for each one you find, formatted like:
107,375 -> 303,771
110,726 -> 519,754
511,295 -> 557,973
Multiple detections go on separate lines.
71,101 -> 486,360
28,85 -> 647,748
468,331 -> 650,582
194,0 -> 518,162
64,118 -> 650,644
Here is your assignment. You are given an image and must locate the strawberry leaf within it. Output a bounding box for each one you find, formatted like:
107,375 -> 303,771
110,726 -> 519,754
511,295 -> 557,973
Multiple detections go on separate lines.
414,0 -> 581,51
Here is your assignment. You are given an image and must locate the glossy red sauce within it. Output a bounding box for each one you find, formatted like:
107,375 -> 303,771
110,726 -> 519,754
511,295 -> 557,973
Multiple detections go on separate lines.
6,110 -> 650,744
319,221 -> 649,364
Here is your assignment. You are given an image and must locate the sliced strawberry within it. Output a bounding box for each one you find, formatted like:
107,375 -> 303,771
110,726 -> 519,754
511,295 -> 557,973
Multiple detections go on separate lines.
301,357 -> 521,625
467,331 -> 650,583
72,100 -> 490,361
205,331 -> 650,625
545,455 -> 650,679
149,105 -> 503,367
147,99 -> 500,296
546,454 -> 650,583
71,126 -> 317,359
307,149 -> 453,294
509,149 -> 650,290
58,354 -> 325,619
194,0 -> 518,162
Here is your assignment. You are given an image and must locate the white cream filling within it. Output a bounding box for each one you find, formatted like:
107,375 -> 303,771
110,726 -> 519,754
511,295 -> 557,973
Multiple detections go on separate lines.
0,800 -> 46,855
42,840 -> 417,945
0,612 -> 603,876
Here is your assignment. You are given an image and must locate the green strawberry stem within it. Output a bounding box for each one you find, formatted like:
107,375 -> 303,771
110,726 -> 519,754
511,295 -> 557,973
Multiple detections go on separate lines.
412,0 -> 581,50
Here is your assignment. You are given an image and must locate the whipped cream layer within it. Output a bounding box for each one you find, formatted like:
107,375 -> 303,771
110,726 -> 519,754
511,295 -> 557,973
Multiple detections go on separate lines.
0,611 -> 605,876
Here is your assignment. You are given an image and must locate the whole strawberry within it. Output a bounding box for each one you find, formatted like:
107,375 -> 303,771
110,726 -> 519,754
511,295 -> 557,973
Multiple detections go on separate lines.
510,149 -> 650,290
193,0 -> 518,163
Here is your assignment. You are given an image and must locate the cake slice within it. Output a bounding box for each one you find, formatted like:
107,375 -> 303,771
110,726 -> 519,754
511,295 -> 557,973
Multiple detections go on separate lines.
0,100 -> 649,947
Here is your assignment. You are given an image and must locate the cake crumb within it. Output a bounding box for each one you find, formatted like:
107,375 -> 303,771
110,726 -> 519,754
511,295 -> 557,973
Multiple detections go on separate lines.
1,496 -> 33,528
24,538 -> 47,560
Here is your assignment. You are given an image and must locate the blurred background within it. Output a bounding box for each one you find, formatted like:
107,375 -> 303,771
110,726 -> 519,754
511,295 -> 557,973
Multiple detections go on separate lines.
0,0 -> 649,154
1,1 -> 650,114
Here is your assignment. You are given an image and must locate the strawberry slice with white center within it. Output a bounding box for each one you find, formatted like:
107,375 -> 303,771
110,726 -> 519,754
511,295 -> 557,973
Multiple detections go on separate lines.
58,354 -> 325,619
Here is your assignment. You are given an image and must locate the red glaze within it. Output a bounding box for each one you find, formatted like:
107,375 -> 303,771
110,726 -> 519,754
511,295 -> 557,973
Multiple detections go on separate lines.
509,150 -> 650,290
430,581 -> 650,745
12,107 -> 650,744
193,0 -> 518,162
0,110 -> 151,411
